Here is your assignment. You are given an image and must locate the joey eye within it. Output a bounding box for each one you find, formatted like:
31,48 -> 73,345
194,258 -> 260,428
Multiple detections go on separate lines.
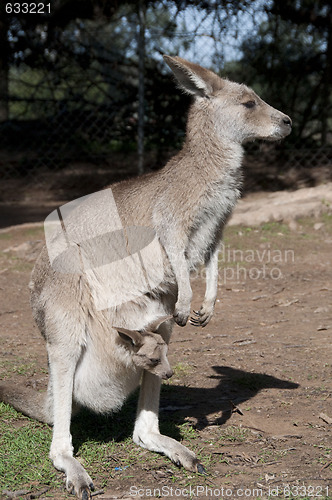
243,100 -> 256,109
150,358 -> 160,366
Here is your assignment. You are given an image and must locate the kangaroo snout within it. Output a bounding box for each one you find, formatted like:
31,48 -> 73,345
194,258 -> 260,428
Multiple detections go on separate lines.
280,113 -> 292,136
269,110 -> 292,140
283,116 -> 292,127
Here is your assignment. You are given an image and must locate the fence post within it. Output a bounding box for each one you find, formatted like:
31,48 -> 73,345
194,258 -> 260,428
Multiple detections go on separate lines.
137,0 -> 146,175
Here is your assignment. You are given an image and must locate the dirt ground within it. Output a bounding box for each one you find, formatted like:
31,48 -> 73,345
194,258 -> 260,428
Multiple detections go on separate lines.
0,202 -> 331,499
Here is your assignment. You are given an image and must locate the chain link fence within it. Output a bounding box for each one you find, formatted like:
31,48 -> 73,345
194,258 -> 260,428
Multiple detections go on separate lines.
1,1 -> 331,204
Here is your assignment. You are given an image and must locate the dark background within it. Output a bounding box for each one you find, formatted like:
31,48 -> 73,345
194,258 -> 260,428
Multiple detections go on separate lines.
0,0 -> 331,224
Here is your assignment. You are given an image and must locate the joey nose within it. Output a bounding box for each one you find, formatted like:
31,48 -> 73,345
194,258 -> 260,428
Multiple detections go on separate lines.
163,369 -> 174,380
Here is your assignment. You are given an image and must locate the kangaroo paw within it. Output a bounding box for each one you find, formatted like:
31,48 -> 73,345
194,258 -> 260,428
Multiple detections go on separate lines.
189,305 -> 214,327
53,454 -> 94,499
66,477 -> 94,499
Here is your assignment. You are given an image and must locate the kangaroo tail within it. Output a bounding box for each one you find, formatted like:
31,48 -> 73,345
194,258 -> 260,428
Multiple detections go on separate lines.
0,383 -> 53,425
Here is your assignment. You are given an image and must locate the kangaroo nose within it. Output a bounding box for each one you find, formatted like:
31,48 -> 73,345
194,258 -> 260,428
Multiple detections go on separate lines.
283,116 -> 292,127
165,369 -> 174,379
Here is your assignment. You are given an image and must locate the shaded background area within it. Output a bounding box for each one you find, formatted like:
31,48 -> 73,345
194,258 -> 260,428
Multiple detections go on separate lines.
0,0 -> 331,226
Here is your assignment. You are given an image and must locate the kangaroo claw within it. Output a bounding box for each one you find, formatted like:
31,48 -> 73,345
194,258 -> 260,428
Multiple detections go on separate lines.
196,463 -> 207,474
81,488 -> 91,500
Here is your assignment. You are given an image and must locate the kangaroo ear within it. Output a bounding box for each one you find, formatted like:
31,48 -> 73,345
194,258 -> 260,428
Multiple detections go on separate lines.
163,55 -> 222,98
145,315 -> 173,333
114,327 -> 143,347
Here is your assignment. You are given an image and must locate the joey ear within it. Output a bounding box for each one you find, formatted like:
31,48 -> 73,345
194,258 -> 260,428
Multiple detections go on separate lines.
163,55 -> 221,98
145,315 -> 173,333
114,327 -> 142,347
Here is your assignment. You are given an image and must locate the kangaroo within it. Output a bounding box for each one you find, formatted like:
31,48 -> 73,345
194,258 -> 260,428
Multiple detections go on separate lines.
1,55 -> 291,499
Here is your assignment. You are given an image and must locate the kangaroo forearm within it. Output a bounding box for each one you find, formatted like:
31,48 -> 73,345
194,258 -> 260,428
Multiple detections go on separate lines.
204,248 -> 219,305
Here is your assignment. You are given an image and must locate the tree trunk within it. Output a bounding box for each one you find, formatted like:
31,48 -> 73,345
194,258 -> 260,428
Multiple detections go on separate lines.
0,17 -> 9,122
137,0 -> 146,175
321,9 -> 332,146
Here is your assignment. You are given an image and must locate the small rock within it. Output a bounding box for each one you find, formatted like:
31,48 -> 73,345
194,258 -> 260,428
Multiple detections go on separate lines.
314,306 -> 329,313
288,220 -> 298,231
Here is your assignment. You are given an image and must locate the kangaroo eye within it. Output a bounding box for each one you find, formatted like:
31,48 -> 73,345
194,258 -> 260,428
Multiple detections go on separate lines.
243,101 -> 256,109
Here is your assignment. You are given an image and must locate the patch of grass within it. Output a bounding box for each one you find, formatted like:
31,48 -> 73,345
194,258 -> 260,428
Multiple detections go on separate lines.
224,221 -> 297,261
321,212 -> 332,226
218,425 -> 249,443
0,358 -> 40,379
0,359 -> 15,378
260,221 -> 290,235
0,398 -> 143,493
0,403 -> 59,492
178,421 -> 199,441
283,497 -> 330,500
0,403 -> 28,421
163,362 -> 194,388
13,361 -> 38,376
172,362 -> 193,378
259,446 -> 294,463
316,445 -> 332,469
0,232 -> 12,240
24,227 -> 44,238
293,214 -> 332,237
11,258 -> 34,272
226,221 -> 291,242
296,217 -> 315,230
1,252 -> 34,272
76,438 -> 121,485
200,450 -> 229,468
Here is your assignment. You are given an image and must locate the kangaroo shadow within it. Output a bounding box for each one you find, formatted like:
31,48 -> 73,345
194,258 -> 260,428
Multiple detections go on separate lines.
161,365 -> 299,431
71,365 -> 299,452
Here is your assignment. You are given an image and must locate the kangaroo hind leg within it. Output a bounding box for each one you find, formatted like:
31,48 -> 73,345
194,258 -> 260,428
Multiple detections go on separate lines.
47,336 -> 94,499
